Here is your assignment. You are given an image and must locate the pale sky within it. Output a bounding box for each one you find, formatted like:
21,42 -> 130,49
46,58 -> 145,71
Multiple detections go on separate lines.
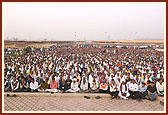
3,2 -> 165,41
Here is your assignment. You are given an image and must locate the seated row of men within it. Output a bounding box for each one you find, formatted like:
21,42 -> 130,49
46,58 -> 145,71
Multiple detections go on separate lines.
5,74 -> 164,101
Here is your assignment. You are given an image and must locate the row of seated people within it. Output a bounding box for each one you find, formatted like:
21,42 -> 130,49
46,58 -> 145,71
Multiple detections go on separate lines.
5,75 -> 164,101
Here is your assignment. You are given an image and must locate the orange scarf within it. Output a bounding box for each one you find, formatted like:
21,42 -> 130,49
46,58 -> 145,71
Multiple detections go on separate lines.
100,83 -> 107,88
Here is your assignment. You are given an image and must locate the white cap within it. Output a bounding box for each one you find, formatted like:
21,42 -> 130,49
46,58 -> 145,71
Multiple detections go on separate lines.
72,78 -> 77,81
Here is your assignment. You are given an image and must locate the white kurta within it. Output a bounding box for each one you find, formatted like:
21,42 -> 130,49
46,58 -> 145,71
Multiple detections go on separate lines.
67,82 -> 80,93
80,82 -> 88,91
129,83 -> 139,92
30,81 -> 39,90
118,84 -> 130,100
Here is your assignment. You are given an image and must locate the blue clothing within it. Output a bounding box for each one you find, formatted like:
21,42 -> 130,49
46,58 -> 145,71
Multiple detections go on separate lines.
128,66 -> 131,69
139,85 -> 147,92
85,64 -> 88,68
55,69 -> 58,73
36,79 -> 43,85
148,92 -> 158,101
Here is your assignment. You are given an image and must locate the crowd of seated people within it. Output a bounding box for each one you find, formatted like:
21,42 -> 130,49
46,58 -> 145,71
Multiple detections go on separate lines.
4,46 -> 164,102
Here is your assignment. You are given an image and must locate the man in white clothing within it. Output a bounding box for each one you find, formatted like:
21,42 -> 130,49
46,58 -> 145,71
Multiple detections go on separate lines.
89,77 -> 99,93
79,77 -> 89,93
89,72 -> 94,84
30,78 -> 39,92
118,80 -> 130,100
156,79 -> 164,96
156,79 -> 164,105
67,78 -> 80,93
129,79 -> 141,100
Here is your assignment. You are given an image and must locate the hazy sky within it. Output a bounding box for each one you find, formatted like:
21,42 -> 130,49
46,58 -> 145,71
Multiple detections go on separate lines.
3,2 -> 165,41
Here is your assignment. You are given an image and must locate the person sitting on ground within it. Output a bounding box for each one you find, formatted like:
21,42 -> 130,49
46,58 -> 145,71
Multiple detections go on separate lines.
159,75 -> 164,82
118,80 -> 130,100
18,78 -> 30,92
36,77 -> 43,86
99,75 -> 107,83
67,78 -> 80,93
99,79 -> 108,93
5,75 -> 12,85
116,77 -> 121,89
129,79 -> 141,101
139,82 -> 148,99
88,71 -> 96,87
146,80 -> 151,87
157,78 -> 164,106
44,77 -> 50,88
64,76 -> 72,92
47,78 -> 58,93
30,78 -> 39,92
11,76 -> 19,92
151,73 -> 158,81
55,73 -> 60,88
59,76 -> 65,93
147,82 -> 158,101
156,79 -> 164,96
125,74 -> 131,83
26,75 -> 32,86
109,74 -> 116,83
153,78 -> 158,87
79,76 -> 89,93
145,75 -> 152,85
4,79 -> 11,92
109,79 -> 119,99
38,80 -> 49,92
135,74 -> 143,85
89,77 -> 99,93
